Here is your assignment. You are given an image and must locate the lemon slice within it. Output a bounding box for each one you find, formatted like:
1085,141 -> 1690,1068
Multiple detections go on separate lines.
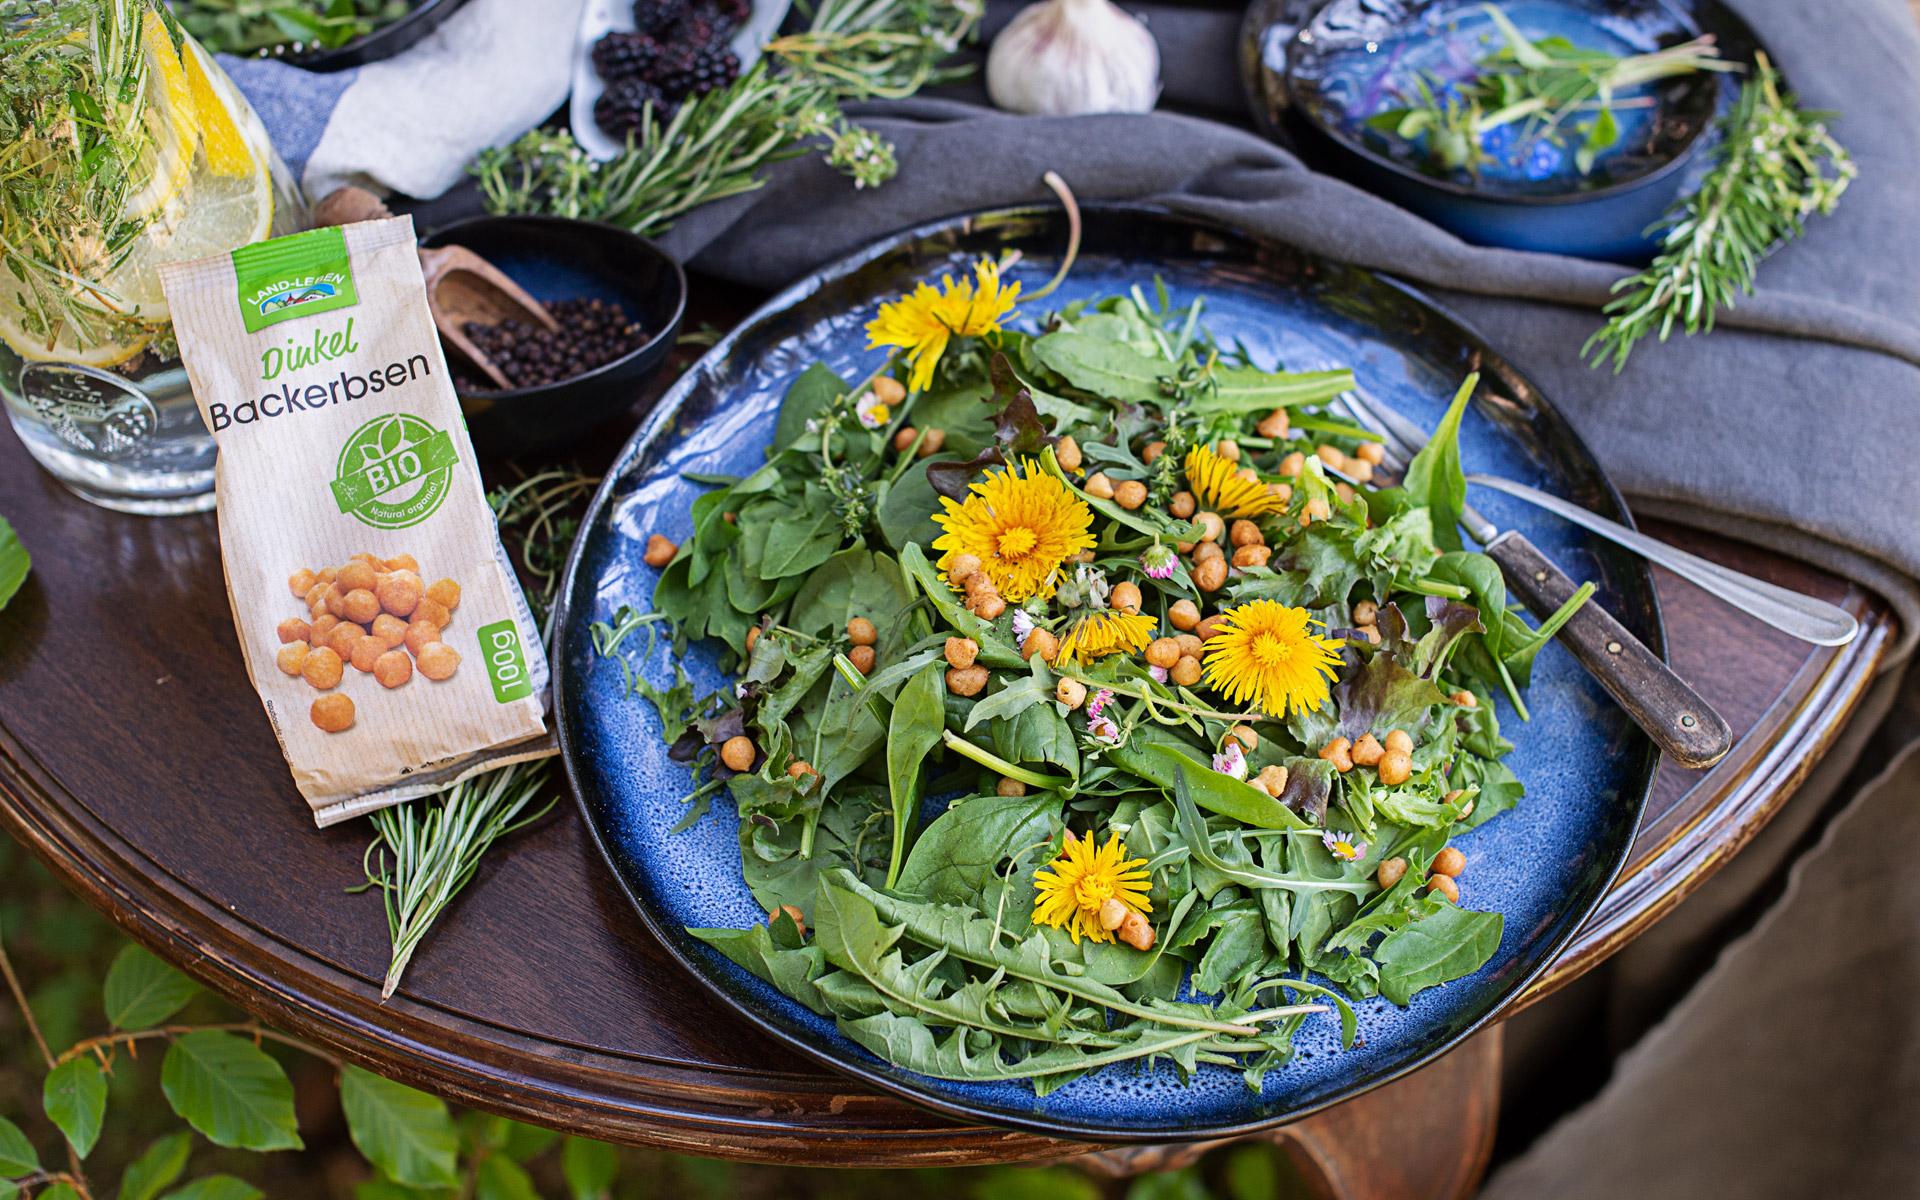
75,33 -> 275,329
0,308 -> 151,369
120,11 -> 201,223
183,39 -> 250,178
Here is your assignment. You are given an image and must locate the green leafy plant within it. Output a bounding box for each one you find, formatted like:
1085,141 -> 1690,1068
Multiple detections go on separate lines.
1365,3 -> 1735,177
0,515 -> 28,611
172,0 -> 410,54
0,930 -> 631,1199
1583,51 -> 1855,371
472,0 -> 982,238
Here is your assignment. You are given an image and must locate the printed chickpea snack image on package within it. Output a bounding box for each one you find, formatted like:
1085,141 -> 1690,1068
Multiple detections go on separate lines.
160,217 -> 552,826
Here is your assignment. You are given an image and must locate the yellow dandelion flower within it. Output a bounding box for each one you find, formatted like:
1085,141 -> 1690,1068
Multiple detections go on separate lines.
864,257 -> 1021,393
1056,610 -> 1158,666
1185,445 -> 1284,518
1033,830 -> 1152,945
933,458 -> 1095,601
1201,600 -> 1346,718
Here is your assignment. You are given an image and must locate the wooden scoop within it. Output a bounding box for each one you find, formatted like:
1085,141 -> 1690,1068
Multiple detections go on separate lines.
417,244 -> 560,391
312,186 -> 560,391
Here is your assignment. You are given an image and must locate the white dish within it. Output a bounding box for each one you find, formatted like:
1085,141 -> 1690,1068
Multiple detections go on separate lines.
570,0 -> 794,161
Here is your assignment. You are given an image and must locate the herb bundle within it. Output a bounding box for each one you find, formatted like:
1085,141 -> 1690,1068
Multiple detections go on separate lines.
1365,4 -> 1734,179
472,0 -> 981,237
1584,52 -> 1854,371
0,0 -> 158,356
598,260 -> 1588,1092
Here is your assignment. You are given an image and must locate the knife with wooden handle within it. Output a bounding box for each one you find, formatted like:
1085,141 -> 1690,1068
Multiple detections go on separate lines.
1486,531 -> 1732,768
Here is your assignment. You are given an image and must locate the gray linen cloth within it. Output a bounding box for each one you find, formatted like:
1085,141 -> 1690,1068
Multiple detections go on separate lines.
658,0 -> 1920,652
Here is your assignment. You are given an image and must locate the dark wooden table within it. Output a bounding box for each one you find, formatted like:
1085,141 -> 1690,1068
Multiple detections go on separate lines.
0,292 -> 1895,1194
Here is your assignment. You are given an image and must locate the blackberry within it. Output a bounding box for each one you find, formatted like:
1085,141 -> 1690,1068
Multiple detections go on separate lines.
652,42 -> 739,100
669,2 -> 736,48
594,76 -> 671,137
630,0 -> 690,37
591,30 -> 662,81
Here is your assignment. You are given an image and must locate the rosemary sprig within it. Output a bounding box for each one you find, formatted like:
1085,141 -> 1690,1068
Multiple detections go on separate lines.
1583,52 -> 1854,372
354,470 -> 595,996
356,762 -> 556,998
0,0 -> 162,352
472,0 -> 980,236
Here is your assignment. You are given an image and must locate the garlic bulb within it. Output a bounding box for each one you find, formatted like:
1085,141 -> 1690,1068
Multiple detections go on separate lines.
986,0 -> 1161,117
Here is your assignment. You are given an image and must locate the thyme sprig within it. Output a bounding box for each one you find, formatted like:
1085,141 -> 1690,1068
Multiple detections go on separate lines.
1583,52 -> 1854,372
472,0 -> 980,237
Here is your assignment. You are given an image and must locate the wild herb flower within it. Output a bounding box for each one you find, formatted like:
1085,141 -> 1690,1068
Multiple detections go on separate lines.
1202,601 -> 1345,718
1032,829 -> 1151,945
1057,610 -> 1156,666
1140,542 -> 1177,578
1322,829 -> 1367,862
865,257 -> 1020,392
1185,444 -> 1283,518
1212,741 -> 1247,780
932,458 -> 1094,601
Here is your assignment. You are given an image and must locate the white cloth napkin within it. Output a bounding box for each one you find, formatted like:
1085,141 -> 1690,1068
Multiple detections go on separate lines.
221,0 -> 585,203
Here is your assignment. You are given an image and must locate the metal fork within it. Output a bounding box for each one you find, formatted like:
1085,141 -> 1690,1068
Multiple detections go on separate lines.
1328,385 -> 1734,769
1341,389 -> 1858,647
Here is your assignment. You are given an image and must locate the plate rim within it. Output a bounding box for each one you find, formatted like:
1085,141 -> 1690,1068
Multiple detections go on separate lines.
551,201 -> 1662,1143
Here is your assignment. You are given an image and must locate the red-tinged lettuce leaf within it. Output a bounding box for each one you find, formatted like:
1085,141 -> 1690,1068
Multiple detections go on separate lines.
1414,594 -> 1485,678
1333,648 -> 1448,742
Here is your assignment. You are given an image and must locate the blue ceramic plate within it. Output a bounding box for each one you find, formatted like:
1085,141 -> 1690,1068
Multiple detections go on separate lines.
552,206 -> 1660,1141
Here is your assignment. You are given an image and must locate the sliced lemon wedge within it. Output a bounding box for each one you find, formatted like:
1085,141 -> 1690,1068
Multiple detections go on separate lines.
183,39 -> 251,178
74,32 -> 275,329
120,11 -> 201,223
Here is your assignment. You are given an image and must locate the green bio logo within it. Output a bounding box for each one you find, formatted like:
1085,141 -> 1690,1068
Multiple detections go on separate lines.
477,619 -> 534,703
232,226 -> 359,334
331,414 -> 459,529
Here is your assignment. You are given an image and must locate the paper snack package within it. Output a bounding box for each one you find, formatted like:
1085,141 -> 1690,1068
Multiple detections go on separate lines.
160,217 -> 553,826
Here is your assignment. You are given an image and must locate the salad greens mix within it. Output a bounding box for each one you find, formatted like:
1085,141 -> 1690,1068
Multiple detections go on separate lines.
595,257 -> 1589,1093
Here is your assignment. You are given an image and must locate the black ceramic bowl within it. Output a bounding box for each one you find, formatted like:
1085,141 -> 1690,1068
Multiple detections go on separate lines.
1244,0 -> 1758,263
419,215 -> 686,457
286,0 -> 476,71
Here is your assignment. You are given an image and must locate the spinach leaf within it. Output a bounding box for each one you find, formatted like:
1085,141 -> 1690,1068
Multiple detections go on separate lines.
992,698 -> 1081,782
884,664 -> 947,887
897,791 -> 1061,904
1375,902 -> 1504,1006
0,516 -> 27,611
787,549 -> 915,665
774,363 -> 850,451
1191,901 -> 1268,996
908,378 -> 998,459
1398,373 -> 1476,552
760,489 -> 843,580
877,456 -> 956,553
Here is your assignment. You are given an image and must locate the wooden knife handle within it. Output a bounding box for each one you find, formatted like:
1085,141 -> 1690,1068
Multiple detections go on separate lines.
1486,531 -> 1732,769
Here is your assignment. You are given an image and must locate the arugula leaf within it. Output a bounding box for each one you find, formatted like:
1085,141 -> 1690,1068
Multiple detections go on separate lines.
1399,374 -> 1477,552
1188,366 -> 1354,415
964,670 -> 1051,732
1029,331 -> 1168,403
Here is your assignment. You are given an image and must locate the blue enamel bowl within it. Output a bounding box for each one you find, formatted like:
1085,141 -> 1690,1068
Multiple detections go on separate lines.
551,205 -> 1660,1141
1249,0 -> 1760,263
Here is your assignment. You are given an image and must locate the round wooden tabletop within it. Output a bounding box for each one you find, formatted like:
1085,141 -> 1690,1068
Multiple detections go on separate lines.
0,283 -> 1894,1171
